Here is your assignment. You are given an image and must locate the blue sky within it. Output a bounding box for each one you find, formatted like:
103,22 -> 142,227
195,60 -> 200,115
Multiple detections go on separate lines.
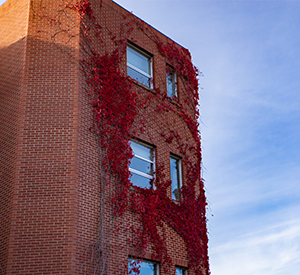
1,0 -> 300,274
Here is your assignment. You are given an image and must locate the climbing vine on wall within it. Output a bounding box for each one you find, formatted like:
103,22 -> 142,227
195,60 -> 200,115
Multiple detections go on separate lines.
34,0 -> 210,274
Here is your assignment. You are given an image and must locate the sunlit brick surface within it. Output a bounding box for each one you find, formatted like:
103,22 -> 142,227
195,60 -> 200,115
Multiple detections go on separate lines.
0,0 -> 205,274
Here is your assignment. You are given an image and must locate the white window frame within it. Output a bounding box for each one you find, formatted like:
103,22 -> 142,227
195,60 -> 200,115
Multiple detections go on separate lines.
128,258 -> 159,275
127,44 -> 153,88
129,140 -> 155,189
170,155 -> 182,201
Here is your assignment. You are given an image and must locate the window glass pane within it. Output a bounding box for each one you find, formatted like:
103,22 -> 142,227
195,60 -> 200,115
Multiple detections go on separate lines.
176,268 -> 185,275
130,173 -> 152,189
131,141 -> 152,161
170,157 -> 180,200
129,259 -> 156,275
127,46 -> 150,74
127,66 -> 151,87
130,156 -> 153,175
167,70 -> 176,97
130,141 -> 154,188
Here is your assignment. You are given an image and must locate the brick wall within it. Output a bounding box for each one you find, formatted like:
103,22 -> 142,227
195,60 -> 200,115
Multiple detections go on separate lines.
0,0 -> 30,273
0,0 -> 205,274
75,1 -> 199,273
1,0 -> 81,274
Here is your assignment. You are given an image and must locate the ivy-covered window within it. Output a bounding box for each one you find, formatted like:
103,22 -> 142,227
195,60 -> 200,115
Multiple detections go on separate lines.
170,155 -> 182,200
166,65 -> 177,98
128,258 -> 159,275
129,141 -> 155,189
176,267 -> 187,275
127,44 -> 152,88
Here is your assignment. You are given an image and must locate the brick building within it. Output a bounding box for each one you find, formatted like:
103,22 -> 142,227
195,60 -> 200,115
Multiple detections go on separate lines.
0,0 -> 209,274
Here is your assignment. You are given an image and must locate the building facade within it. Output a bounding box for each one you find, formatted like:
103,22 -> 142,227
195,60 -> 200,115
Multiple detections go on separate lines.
0,0 -> 209,274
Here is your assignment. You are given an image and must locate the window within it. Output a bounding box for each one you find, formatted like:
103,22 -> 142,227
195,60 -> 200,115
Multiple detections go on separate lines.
166,65 -> 177,98
170,155 -> 182,200
128,259 -> 159,275
129,141 -> 155,189
127,45 -> 152,88
176,267 -> 187,275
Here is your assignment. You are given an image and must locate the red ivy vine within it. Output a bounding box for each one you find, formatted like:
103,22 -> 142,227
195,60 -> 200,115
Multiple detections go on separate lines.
37,0 -> 210,274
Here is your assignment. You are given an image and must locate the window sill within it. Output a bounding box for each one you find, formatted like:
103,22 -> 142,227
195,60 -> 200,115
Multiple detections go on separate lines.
131,79 -> 156,95
129,184 -> 155,192
167,96 -> 180,106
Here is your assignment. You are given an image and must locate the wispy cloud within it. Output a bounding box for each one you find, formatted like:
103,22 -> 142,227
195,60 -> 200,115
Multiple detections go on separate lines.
210,217 -> 300,275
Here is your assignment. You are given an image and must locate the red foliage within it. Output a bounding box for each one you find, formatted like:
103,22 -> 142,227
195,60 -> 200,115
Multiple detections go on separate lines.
83,49 -> 138,214
68,0 -> 94,19
74,1 -> 210,274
